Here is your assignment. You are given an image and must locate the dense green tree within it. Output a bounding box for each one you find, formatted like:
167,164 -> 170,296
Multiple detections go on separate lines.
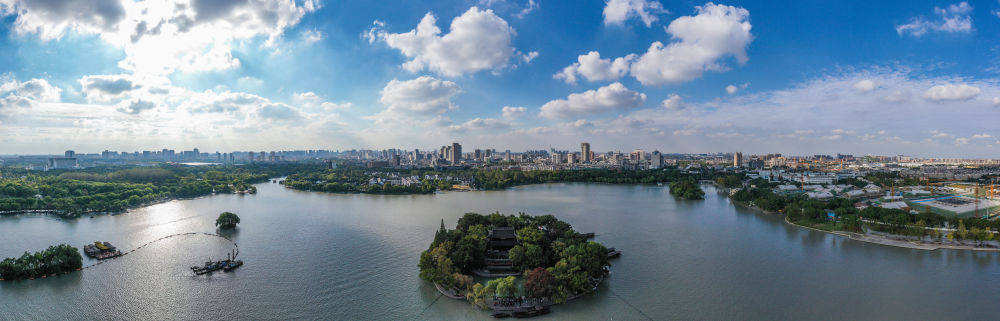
669,180 -> 705,200
215,212 -> 240,229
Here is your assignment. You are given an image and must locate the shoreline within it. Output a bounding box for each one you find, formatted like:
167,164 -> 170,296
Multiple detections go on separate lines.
731,196 -> 1000,251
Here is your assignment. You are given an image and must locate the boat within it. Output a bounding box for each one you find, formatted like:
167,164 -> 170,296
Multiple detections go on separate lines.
191,249 -> 242,275
607,247 -> 622,259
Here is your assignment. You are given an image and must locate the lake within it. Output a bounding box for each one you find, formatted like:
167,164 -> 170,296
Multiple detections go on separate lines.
2,182 -> 1000,320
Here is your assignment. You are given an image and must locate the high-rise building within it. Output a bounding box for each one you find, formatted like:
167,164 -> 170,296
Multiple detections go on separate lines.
581,143 -> 591,163
734,152 -> 743,167
650,150 -> 663,169
450,142 -> 462,164
64,150 -> 75,158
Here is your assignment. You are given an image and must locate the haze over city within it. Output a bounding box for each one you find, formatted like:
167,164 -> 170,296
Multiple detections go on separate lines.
0,0 -> 998,157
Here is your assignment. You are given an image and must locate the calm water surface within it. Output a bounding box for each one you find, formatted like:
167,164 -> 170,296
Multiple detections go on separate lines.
2,183 -> 1000,320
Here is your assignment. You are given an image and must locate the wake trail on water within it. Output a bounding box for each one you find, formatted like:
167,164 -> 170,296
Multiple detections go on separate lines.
80,232 -> 238,270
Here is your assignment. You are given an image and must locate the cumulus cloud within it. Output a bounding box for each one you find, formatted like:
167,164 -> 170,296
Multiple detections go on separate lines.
366,76 -> 462,126
450,117 -> 510,132
724,83 -> 749,95
116,99 -> 156,114
0,77 -> 61,105
630,3 -> 753,86
80,74 -> 138,102
0,0 -> 317,75
0,74 -> 360,152
501,106 -> 527,119
526,68 -> 1000,156
603,0 -> 667,27
853,79 -> 876,92
292,92 -> 351,112
301,29 -> 324,44
367,7 -> 522,76
556,3 -> 752,87
554,51 -> 636,84
539,82 -> 646,119
923,84 -> 980,102
896,2 -> 973,37
660,94 -> 684,110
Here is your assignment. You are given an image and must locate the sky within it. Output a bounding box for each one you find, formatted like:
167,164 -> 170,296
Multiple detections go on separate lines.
0,0 -> 999,157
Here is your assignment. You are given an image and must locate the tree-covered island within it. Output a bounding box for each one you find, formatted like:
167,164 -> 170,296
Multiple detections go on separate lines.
0,244 -> 83,280
669,180 -> 705,200
419,212 -> 612,315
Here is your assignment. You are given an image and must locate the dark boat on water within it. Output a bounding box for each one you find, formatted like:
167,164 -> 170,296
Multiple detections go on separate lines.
191,249 -> 243,275
607,247 -> 622,258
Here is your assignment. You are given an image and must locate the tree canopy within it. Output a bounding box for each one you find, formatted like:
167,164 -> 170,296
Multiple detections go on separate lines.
215,212 -> 240,229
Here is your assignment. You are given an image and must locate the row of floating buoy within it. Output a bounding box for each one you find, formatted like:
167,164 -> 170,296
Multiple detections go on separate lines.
6,232 -> 238,280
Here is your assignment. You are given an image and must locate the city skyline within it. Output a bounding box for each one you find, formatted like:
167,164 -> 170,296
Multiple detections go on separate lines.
1,1 -> 1000,157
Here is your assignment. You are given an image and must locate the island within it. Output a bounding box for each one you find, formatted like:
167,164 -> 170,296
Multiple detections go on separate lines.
0,244 -> 83,281
419,212 -> 613,317
669,180 -> 705,200
216,212 -> 241,230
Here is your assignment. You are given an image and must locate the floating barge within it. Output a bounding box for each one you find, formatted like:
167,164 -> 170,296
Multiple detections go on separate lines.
191,249 -> 243,275
83,241 -> 122,260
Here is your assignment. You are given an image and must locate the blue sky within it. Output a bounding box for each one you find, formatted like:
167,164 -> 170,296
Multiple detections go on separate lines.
1,0 -> 999,157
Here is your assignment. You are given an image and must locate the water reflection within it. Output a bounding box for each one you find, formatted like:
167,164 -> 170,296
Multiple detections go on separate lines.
0,182 -> 999,320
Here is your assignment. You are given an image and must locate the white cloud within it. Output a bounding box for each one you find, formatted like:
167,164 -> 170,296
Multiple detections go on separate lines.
972,133 -> 993,139
923,84 -> 980,101
0,0 -> 317,76
556,3 -> 752,87
603,0 -> 667,27
502,106 -> 527,119
853,79 -> 876,92
368,7 -> 521,77
450,117 -> 510,132
929,130 -> 952,139
80,74 -> 138,102
993,97 -> 1000,106
516,0 -> 538,18
292,92 -> 351,112
554,51 -> 636,84
520,51 -> 539,63
660,94 -> 684,110
116,99 -> 156,114
0,77 -> 62,105
630,3 -> 753,86
301,29 -> 324,44
539,82 -> 646,119
896,2 -> 973,37
725,82 -> 749,94
367,76 -> 461,126
0,74 -> 361,152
